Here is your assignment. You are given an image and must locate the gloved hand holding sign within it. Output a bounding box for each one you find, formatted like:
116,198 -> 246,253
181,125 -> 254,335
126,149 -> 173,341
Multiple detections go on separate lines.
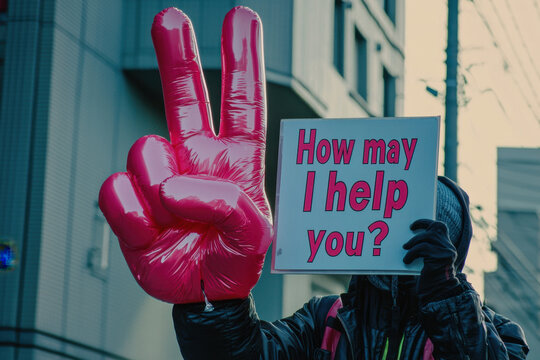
99,7 -> 273,304
403,219 -> 461,304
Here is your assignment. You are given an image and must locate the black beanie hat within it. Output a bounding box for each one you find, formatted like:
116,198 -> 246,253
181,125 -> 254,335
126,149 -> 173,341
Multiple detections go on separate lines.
436,179 -> 463,245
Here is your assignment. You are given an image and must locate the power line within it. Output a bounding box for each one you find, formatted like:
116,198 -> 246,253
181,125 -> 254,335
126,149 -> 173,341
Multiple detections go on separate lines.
533,0 -> 540,21
463,62 -> 513,123
480,88 -> 511,121
465,57 -> 540,121
502,0 -> 540,83
468,0 -> 540,100
468,0 -> 540,122
487,0 -> 540,104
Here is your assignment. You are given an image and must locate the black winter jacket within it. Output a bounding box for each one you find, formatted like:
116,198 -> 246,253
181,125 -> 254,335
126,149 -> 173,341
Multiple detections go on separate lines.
172,178 -> 529,359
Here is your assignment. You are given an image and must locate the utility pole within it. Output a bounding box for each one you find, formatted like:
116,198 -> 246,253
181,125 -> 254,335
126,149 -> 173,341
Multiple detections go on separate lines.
445,0 -> 459,182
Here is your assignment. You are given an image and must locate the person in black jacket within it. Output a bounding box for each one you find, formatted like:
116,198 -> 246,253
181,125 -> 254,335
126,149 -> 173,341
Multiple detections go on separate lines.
172,176 -> 529,359
98,6 -> 529,359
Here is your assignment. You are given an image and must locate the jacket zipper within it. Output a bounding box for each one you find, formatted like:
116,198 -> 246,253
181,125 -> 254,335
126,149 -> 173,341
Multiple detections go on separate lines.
336,312 -> 355,358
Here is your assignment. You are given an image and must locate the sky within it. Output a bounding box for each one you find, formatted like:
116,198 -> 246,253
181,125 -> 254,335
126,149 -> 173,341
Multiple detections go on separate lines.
404,0 -> 540,297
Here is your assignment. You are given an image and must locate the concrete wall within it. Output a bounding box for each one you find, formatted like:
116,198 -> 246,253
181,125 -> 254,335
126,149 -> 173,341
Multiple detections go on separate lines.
291,0 -> 404,118
1,0 -> 180,359
0,0 -> 56,358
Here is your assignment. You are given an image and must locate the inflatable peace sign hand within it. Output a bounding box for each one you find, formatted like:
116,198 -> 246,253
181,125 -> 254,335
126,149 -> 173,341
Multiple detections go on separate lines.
99,7 -> 272,304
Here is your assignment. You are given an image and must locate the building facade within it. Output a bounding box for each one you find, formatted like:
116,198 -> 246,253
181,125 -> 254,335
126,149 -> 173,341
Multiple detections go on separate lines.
0,0 -> 404,358
484,147 -> 540,358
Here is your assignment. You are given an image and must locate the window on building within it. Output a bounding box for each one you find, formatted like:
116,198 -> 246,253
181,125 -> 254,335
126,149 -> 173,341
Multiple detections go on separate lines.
355,28 -> 368,100
0,0 -> 7,13
383,67 -> 396,117
333,0 -> 345,77
384,0 -> 396,24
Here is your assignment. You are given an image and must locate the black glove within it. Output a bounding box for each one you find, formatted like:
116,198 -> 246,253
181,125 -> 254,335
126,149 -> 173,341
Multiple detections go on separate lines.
403,219 -> 463,304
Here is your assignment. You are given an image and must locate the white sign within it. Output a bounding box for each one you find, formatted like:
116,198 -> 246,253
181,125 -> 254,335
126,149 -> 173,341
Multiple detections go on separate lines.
272,117 -> 440,274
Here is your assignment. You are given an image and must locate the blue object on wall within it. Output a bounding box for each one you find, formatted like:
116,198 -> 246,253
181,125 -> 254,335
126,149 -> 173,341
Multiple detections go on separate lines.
0,242 -> 15,270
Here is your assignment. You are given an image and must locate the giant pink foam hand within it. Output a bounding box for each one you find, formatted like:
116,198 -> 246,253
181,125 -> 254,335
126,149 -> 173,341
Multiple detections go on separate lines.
98,7 -> 272,304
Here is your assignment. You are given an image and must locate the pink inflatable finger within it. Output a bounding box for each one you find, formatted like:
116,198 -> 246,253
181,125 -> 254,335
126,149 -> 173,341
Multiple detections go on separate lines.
99,173 -> 156,249
127,135 -> 179,226
151,7 -> 214,144
220,7 -> 266,140
160,175 -> 272,254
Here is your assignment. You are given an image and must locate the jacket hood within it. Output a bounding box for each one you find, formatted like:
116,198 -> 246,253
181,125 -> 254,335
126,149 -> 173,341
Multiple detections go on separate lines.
348,176 -> 473,293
